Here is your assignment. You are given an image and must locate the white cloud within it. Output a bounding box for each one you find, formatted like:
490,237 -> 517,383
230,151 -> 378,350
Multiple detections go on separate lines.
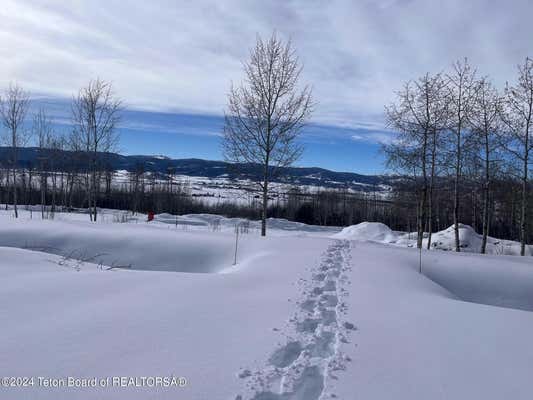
1,0 -> 532,133
351,132 -> 396,144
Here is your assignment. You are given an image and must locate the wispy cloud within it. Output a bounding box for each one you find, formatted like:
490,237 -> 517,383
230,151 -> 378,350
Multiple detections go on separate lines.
1,0 -> 532,133
351,132 -> 396,145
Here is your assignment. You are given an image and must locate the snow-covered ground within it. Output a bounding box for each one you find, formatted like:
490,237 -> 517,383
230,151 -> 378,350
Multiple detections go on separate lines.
112,170 -> 391,206
1,209 -> 532,399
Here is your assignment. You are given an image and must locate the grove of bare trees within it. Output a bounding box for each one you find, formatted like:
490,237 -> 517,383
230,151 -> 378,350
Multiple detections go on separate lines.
385,57 -> 533,256
501,58 -> 533,256
0,79 -> 121,223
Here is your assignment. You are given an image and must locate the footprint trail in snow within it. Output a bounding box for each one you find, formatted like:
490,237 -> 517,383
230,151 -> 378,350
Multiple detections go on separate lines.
236,240 -> 355,400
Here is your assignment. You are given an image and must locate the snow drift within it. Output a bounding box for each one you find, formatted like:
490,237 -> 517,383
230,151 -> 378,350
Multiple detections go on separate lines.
424,223 -> 532,255
0,218 -> 241,273
333,221 -> 532,256
0,210 -> 337,273
332,222 -> 398,242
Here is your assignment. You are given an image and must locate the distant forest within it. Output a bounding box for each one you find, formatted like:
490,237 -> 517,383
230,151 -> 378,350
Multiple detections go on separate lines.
0,154 -> 530,250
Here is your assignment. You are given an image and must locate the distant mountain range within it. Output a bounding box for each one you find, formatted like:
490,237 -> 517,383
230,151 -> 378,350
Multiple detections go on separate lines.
0,147 -> 392,192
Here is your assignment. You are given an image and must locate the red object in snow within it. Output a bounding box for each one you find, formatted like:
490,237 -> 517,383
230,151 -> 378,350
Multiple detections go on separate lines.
147,211 -> 155,222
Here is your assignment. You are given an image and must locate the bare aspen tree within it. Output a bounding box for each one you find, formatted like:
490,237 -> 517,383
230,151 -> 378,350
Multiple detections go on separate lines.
385,73 -> 448,249
425,78 -> 449,250
72,79 -> 121,222
130,162 -> 145,216
48,133 -> 65,217
33,108 -> 53,218
222,33 -> 313,236
65,130 -> 84,210
469,78 -> 502,253
0,83 -> 30,218
501,58 -> 533,256
446,59 -> 478,252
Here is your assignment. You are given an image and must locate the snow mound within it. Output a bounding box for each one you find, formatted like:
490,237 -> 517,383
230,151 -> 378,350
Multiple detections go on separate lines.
428,224 -> 480,251
426,224 -> 531,255
334,221 -> 531,256
332,222 -> 399,242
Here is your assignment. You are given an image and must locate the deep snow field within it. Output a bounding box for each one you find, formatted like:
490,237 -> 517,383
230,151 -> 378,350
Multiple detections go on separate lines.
1,207 -> 532,400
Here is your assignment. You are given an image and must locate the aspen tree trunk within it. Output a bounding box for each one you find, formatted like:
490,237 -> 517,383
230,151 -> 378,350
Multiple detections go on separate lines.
520,140 -> 528,256
453,122 -> 461,252
481,132 -> 490,254
427,129 -> 437,250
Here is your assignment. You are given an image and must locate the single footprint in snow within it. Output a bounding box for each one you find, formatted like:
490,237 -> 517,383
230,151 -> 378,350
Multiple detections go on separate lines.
313,273 -> 326,281
320,309 -> 337,325
250,366 -> 325,400
296,318 -> 320,333
323,281 -> 336,292
268,341 -> 303,368
327,269 -> 341,278
300,299 -> 316,312
308,331 -> 335,358
321,294 -> 338,307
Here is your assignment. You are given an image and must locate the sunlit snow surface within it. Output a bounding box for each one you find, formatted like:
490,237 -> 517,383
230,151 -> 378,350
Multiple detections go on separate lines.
0,208 -> 532,400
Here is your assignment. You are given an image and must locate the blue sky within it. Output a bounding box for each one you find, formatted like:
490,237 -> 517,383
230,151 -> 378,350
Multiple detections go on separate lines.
119,114 -> 387,174
2,1 -> 533,174
30,98 -> 388,174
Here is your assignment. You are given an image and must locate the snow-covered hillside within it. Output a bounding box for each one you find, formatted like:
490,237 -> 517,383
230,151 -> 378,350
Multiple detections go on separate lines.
1,209 -> 532,399
1,147 -> 393,207
112,171 -> 391,207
